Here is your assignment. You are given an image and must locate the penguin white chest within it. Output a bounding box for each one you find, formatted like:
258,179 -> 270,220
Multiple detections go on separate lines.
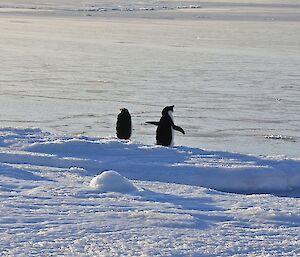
168,110 -> 175,147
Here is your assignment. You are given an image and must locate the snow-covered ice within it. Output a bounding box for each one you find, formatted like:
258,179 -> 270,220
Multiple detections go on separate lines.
0,128 -> 299,256
0,0 -> 300,255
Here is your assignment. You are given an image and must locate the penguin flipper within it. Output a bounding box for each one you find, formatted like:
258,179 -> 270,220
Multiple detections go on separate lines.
146,121 -> 160,126
173,125 -> 185,134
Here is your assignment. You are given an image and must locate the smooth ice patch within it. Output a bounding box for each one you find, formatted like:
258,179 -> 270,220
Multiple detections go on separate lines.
89,170 -> 138,193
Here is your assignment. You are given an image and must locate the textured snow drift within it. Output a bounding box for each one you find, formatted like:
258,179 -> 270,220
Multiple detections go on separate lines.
0,128 -> 299,256
1,128 -> 298,196
0,128 -> 300,196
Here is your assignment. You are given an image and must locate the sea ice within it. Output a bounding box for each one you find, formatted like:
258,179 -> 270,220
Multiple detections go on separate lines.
0,1 -> 300,255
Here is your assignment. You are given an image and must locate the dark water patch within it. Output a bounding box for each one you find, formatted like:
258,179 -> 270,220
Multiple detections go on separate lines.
265,135 -> 296,142
9,20 -> 32,24
222,188 -> 300,199
57,114 -> 99,120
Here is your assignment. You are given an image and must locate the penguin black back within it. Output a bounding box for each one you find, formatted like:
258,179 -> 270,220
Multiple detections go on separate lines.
116,108 -> 132,140
156,106 -> 175,146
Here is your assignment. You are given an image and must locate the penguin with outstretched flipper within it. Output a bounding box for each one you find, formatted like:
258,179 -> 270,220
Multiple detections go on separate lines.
116,108 -> 132,140
146,105 -> 185,146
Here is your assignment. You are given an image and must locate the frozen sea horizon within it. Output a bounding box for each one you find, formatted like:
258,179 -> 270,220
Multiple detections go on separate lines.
0,0 -> 299,158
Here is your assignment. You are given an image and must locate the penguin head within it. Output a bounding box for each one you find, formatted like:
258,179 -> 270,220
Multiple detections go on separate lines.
120,108 -> 129,114
162,105 -> 174,116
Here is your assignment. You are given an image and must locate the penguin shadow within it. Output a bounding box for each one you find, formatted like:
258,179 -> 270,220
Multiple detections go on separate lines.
98,139 -> 300,198
114,106 -> 300,198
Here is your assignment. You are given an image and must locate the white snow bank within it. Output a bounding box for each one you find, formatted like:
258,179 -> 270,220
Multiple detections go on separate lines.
1,128 -> 300,196
89,170 -> 138,193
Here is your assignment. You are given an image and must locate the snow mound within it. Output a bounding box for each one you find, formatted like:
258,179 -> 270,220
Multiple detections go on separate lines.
89,170 -> 138,193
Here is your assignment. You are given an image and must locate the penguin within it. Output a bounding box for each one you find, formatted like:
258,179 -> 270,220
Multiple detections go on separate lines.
116,108 -> 132,140
146,105 -> 185,146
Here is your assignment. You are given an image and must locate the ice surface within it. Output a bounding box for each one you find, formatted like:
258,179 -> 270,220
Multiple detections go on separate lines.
0,0 -> 299,158
0,2 -> 300,254
0,127 -> 299,256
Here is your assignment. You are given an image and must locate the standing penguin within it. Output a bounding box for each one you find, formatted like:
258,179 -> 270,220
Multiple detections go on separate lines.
116,108 -> 132,140
146,105 -> 185,146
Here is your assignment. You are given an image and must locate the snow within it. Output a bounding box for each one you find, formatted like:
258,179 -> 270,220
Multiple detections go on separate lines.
14,129 -> 299,196
0,0 -> 299,255
89,170 -> 138,193
0,128 -> 299,256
